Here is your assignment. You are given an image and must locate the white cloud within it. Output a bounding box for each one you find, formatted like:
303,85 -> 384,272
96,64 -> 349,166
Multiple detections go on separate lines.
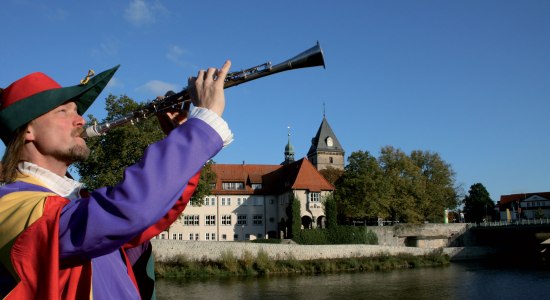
137,80 -> 179,96
123,0 -> 169,27
124,0 -> 154,26
166,45 -> 191,68
90,37 -> 121,59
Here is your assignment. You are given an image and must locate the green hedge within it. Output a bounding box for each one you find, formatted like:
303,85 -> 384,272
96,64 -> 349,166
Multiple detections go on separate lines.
292,226 -> 378,245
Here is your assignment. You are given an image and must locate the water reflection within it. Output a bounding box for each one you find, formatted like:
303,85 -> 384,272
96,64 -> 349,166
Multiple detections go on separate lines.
156,262 -> 550,300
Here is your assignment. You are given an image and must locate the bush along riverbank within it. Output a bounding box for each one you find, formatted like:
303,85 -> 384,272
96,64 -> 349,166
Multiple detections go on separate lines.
154,249 -> 451,279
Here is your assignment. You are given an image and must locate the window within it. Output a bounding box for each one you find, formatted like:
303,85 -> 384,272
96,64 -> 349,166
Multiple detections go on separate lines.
172,233 -> 177,240
221,197 -> 231,206
237,215 -> 247,225
204,197 -> 215,206
222,234 -> 227,241
309,192 -> 320,203
160,233 -> 166,239
184,215 -> 200,226
195,233 -> 199,240
212,233 -> 216,241
251,183 -> 262,190
221,215 -> 232,225
178,233 -> 183,240
329,157 -> 333,163
222,182 -> 245,190
237,198 -> 242,205
205,233 -> 210,240
205,215 -> 216,226
189,233 -> 194,240
253,215 -> 263,225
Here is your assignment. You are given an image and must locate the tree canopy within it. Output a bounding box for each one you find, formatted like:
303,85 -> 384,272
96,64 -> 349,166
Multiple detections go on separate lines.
74,94 -> 215,206
462,183 -> 494,223
334,147 -> 460,224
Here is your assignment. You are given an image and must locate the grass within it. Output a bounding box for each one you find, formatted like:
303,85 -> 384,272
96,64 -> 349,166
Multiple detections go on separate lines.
155,249 -> 450,279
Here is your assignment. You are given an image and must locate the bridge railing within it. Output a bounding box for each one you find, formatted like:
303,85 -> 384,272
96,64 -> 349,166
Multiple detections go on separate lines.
472,218 -> 550,227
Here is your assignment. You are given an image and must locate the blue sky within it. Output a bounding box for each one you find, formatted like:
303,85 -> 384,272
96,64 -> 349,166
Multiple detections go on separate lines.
1,0 -> 549,202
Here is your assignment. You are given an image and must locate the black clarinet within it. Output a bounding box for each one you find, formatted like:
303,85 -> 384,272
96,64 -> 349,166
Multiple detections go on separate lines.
82,42 -> 325,138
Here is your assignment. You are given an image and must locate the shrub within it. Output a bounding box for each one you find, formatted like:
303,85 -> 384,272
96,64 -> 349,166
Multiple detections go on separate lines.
254,249 -> 274,274
292,226 -> 378,245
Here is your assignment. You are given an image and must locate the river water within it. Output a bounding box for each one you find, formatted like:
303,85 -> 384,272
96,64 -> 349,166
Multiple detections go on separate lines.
156,261 -> 550,299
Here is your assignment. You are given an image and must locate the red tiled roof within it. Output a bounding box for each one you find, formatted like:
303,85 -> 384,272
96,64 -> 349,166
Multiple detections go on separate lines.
499,192 -> 550,205
210,158 -> 334,195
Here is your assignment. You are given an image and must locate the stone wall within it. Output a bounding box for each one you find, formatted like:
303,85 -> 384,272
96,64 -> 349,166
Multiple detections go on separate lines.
367,223 -> 470,247
151,224 -> 484,262
151,239 -> 459,262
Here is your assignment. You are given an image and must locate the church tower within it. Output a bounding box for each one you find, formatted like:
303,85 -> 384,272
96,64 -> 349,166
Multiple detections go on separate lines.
282,126 -> 295,165
307,116 -> 345,171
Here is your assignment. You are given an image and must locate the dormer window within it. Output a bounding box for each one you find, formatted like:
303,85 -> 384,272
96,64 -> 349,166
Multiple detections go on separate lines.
222,182 -> 245,190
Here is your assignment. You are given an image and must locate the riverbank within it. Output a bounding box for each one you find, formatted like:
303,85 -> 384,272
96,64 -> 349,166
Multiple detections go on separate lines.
152,239 -> 462,262
152,240 -> 454,279
155,248 -> 450,279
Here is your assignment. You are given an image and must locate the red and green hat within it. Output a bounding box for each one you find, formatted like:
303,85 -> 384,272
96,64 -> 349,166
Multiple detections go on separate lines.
0,65 -> 119,145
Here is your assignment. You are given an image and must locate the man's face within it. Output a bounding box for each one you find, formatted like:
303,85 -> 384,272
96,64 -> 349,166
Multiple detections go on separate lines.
27,101 -> 89,164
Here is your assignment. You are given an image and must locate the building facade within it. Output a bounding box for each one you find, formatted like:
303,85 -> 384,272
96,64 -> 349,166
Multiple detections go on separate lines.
497,192 -> 550,221
158,117 -> 340,241
161,158 -> 334,241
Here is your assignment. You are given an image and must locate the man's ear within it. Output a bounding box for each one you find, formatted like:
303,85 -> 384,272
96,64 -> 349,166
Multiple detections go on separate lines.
24,124 -> 35,142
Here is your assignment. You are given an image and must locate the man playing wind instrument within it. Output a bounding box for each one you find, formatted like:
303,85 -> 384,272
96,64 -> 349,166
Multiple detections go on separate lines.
0,60 -> 232,299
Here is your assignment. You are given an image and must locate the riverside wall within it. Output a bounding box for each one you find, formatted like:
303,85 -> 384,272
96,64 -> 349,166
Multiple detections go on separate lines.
151,239 -> 462,262
152,223 -> 549,263
151,224 -> 498,262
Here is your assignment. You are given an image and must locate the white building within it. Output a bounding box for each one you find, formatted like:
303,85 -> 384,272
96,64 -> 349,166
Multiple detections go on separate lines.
157,117 -> 343,241
160,158 -> 334,241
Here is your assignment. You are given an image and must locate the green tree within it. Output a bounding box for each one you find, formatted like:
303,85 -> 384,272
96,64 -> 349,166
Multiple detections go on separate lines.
378,146 -> 422,223
323,194 -> 337,229
333,147 -> 459,224
462,183 -> 494,223
334,150 -> 384,223
410,150 -> 459,222
286,193 -> 301,238
74,94 -> 215,206
319,166 -> 344,185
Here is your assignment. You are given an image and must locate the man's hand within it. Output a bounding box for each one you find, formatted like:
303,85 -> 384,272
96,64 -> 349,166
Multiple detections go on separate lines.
156,60 -> 231,135
155,93 -> 191,135
188,60 -> 231,117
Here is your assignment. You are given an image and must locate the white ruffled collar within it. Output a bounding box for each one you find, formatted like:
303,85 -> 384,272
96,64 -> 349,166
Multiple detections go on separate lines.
17,161 -> 83,200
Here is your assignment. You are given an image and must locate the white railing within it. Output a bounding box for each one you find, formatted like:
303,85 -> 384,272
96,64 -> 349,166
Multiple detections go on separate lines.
473,218 -> 550,227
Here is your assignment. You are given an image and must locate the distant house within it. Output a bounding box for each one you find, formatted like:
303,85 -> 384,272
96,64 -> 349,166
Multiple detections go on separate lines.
497,192 -> 550,221
158,116 -> 340,241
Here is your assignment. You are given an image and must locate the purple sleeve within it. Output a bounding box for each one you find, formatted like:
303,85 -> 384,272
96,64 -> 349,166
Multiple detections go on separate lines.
58,118 -> 223,259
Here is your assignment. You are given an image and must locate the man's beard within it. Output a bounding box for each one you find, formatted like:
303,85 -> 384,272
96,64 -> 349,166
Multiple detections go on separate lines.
53,144 -> 90,163
64,128 -> 90,162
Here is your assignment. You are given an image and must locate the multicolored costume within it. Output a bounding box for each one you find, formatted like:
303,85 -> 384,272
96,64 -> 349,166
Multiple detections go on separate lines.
0,116 -> 228,299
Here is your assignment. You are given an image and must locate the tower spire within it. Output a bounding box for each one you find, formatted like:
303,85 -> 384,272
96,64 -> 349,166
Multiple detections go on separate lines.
283,125 -> 295,164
